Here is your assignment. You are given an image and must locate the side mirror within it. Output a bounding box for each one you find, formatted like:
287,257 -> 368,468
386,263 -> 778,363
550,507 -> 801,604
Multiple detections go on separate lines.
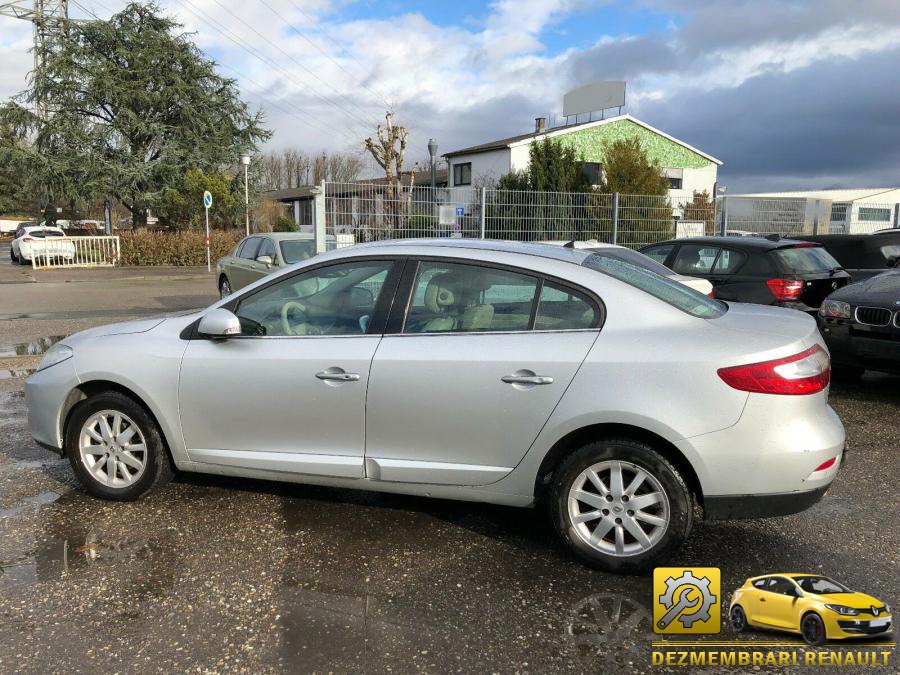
256,255 -> 273,268
198,308 -> 241,339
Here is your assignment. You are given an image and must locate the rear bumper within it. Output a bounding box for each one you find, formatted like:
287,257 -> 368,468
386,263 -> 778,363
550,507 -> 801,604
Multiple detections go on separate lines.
704,484 -> 830,520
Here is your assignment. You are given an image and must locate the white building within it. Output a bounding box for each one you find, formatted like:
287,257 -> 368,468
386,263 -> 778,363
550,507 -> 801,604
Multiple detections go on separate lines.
444,114 -> 722,199
733,188 -> 900,233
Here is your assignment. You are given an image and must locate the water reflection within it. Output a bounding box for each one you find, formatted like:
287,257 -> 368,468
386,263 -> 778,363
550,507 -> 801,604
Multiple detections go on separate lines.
564,592 -> 653,670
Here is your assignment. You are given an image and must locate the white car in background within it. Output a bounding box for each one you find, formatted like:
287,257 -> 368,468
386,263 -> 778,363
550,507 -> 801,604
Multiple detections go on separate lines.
11,226 -> 76,265
546,240 -> 715,296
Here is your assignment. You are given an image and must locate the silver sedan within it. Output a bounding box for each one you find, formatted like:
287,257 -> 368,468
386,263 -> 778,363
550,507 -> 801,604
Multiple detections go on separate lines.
25,239 -> 845,571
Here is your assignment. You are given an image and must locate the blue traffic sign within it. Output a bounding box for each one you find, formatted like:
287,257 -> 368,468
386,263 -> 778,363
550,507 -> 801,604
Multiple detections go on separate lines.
203,190 -> 213,208
455,207 -> 464,216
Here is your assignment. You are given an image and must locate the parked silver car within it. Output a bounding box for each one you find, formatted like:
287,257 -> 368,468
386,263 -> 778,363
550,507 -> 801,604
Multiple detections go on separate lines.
26,240 -> 845,571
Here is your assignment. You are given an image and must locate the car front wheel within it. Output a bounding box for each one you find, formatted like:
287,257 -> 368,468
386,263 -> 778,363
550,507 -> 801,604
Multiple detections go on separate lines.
549,438 -> 693,572
219,275 -> 232,298
65,390 -> 175,501
801,612 -> 827,646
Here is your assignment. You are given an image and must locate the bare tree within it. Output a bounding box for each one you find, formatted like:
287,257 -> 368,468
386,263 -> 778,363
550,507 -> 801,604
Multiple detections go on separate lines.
365,111 -> 416,233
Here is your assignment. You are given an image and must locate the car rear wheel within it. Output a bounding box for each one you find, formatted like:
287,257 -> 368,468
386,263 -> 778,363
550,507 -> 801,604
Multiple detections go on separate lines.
801,612 -> 827,646
730,605 -> 749,633
549,438 -> 693,572
65,390 -> 175,501
219,275 -> 232,298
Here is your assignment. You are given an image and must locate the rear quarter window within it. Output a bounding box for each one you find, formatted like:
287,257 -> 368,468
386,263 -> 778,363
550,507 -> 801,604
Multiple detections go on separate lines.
772,246 -> 842,274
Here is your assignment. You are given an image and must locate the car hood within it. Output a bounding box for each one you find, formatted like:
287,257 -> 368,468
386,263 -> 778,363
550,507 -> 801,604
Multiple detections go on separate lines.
829,269 -> 900,307
60,311 -> 202,345
808,592 -> 885,609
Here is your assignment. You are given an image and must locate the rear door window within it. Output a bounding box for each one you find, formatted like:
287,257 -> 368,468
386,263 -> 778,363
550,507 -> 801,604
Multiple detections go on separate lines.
772,246 -> 842,274
641,244 -> 674,265
672,245 -> 719,274
712,249 -> 747,274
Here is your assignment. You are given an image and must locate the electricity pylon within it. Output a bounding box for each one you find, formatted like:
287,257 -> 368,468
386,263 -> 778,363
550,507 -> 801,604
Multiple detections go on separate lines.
0,0 -> 69,118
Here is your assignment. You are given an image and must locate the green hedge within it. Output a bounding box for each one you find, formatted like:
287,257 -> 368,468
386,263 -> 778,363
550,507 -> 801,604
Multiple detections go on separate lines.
119,230 -> 244,266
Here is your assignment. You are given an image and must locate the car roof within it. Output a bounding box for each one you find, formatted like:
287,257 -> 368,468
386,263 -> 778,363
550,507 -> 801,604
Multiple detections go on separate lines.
350,238 -> 593,265
250,232 -> 316,241
22,225 -> 63,232
645,236 -> 817,251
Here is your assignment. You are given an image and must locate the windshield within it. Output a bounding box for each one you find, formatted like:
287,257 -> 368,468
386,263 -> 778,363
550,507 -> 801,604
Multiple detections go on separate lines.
773,246 -> 842,274
280,239 -> 316,264
587,247 -> 675,277
792,576 -> 850,594
583,254 -> 727,318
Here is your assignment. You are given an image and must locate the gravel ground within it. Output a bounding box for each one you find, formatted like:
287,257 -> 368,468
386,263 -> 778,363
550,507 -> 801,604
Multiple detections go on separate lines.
0,248 -> 896,673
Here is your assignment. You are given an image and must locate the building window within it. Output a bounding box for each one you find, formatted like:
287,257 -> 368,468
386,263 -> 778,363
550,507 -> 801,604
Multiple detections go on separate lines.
830,204 -> 848,223
858,207 -> 892,222
581,162 -> 602,186
667,177 -> 683,190
453,162 -> 472,186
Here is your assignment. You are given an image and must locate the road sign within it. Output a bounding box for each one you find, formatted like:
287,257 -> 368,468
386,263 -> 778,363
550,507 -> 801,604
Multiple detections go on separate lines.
203,190 -> 213,209
455,206 -> 465,217
203,191 -> 212,272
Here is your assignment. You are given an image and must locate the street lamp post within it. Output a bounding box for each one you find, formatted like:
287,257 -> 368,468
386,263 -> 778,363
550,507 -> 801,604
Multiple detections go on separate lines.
427,138 -> 438,191
241,154 -> 251,236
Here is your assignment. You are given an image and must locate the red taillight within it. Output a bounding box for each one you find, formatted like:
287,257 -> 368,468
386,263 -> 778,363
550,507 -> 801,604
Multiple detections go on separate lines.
707,288 -> 717,298
813,457 -> 837,472
22,236 -> 33,242
767,278 -> 803,302
717,344 -> 831,395
792,242 -> 817,248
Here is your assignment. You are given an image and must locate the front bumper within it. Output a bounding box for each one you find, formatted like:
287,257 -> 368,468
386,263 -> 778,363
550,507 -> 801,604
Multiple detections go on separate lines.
829,614 -> 893,639
25,358 -> 80,452
819,317 -> 900,374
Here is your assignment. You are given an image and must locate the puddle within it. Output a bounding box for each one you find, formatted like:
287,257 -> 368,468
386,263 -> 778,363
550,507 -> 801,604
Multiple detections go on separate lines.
0,491 -> 61,518
0,335 -> 65,357
0,369 -> 34,380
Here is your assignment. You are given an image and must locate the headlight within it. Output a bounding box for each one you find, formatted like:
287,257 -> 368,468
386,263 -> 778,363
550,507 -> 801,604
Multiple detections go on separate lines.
819,299 -> 852,319
36,343 -> 73,371
885,603 -> 891,614
824,604 -> 860,616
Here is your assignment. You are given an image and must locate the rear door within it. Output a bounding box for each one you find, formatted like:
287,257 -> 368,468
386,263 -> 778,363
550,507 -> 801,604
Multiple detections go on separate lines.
364,259 -> 601,486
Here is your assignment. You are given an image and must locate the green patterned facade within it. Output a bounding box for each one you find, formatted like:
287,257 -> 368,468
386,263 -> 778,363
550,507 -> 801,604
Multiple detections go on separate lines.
554,119 -> 713,169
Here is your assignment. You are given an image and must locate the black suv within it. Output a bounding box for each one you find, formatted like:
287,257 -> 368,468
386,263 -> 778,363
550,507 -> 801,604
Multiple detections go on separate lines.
639,236 -> 851,312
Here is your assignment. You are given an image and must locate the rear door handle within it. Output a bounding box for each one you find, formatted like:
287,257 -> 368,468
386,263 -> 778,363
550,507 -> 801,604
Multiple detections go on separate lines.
501,374 -> 553,385
316,370 -> 360,382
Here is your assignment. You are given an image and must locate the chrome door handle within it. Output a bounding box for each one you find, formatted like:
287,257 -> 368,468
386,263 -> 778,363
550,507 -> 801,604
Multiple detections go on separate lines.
315,371 -> 360,382
501,375 -> 553,385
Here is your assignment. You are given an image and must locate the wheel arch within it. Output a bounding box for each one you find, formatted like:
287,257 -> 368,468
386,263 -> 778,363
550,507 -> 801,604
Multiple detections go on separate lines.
60,380 -> 174,460
533,423 -> 703,507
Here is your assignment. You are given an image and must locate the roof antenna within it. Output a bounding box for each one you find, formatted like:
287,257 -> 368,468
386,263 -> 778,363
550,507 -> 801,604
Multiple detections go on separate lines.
563,240 -> 576,248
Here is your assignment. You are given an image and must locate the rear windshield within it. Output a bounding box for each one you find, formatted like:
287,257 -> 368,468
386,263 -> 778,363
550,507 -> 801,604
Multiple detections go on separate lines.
583,254 -> 727,318
772,246 -> 841,274
280,239 -> 315,264
587,247 -> 674,277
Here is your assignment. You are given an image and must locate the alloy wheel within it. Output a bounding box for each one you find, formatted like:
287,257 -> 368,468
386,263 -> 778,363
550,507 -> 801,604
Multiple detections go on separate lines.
567,460 -> 670,557
220,278 -> 231,298
78,410 -> 148,488
730,607 -> 746,631
802,615 -> 823,644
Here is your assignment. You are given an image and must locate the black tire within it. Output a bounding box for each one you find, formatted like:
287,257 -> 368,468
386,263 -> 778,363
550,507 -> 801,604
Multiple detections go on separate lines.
548,438 -> 693,572
831,364 -> 865,380
9,248 -> 16,262
730,605 -> 749,633
65,390 -> 175,501
219,275 -> 232,298
801,612 -> 827,646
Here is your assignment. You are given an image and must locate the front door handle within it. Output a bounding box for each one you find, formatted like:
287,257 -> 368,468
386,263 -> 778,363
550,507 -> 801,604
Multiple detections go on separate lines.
316,369 -> 360,382
501,374 -> 553,385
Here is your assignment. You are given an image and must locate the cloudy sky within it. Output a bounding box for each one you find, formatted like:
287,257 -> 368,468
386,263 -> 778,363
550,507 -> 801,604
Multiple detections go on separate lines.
2,0 -> 899,191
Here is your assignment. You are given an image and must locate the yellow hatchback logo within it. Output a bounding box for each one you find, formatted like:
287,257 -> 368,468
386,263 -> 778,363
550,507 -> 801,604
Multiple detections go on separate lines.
653,567 -> 722,634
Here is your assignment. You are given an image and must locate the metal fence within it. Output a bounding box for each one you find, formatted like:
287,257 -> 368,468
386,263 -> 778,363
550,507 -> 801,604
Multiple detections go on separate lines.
30,236 -> 121,269
322,182 -> 717,250
318,181 -> 899,250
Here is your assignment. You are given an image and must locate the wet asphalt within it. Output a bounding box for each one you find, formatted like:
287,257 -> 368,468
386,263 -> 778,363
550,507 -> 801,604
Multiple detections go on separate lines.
0,243 -> 897,673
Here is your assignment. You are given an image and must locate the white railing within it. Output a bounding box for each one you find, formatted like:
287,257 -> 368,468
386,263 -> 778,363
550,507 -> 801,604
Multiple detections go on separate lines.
30,236 -> 121,269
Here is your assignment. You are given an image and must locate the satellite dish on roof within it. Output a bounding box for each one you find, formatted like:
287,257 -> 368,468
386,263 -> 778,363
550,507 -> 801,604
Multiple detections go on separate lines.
562,81 -> 626,121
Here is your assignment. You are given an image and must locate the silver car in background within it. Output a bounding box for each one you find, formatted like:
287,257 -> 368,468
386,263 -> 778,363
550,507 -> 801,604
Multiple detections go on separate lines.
26,240 -> 845,571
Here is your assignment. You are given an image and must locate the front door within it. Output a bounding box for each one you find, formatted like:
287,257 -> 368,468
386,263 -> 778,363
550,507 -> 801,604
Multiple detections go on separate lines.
756,577 -> 801,629
179,258 -> 398,478
365,259 -> 600,486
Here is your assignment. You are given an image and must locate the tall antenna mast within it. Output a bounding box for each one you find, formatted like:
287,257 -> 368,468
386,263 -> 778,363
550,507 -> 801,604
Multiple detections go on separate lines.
0,0 -> 70,118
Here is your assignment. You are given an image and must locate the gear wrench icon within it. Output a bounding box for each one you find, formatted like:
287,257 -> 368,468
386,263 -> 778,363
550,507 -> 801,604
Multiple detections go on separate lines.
657,570 -> 717,629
